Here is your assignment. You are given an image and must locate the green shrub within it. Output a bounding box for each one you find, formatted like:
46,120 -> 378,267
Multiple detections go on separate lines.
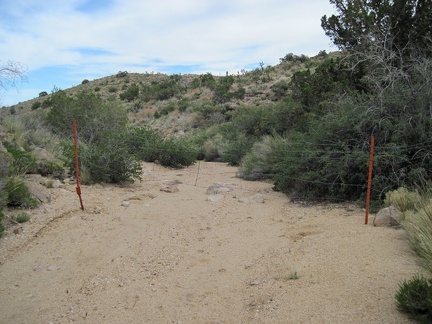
39,91 -> 48,97
222,134 -> 256,166
108,86 -> 117,93
202,133 -> 227,162
155,138 -> 197,168
81,79 -> 90,84
116,71 -> 128,78
404,200 -> 432,272
46,90 -> 128,145
238,136 -> 273,180
31,101 -> 42,110
120,83 -> 139,101
124,126 -> 197,168
385,187 -> 421,214
14,212 -> 30,223
80,134 -> 142,184
395,275 -> 432,321
94,86 -> 101,92
36,159 -> 64,177
4,176 -> 39,208
3,141 -> 37,175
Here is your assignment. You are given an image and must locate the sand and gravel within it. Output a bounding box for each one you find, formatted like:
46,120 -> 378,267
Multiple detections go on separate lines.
0,162 -> 423,323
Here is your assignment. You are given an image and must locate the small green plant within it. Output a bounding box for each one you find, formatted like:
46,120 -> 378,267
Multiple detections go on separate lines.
120,83 -> 139,102
31,101 -> 42,110
81,79 -> 90,84
45,178 -> 54,188
94,86 -> 101,92
395,275 -> 432,321
14,212 -> 30,223
4,176 -> 39,208
385,187 -> 421,214
289,271 -> 299,280
116,71 -> 128,78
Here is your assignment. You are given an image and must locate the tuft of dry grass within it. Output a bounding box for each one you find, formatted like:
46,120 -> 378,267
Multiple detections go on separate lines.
404,199 -> 432,272
385,187 -> 422,219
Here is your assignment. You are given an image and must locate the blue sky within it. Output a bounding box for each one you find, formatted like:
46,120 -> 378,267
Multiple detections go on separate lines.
0,0 -> 336,107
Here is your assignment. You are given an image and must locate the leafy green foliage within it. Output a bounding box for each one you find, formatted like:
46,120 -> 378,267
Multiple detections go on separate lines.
322,0 -> 432,59
4,176 -> 39,208
395,275 -> 432,322
45,90 -> 127,145
140,75 -> 184,102
80,135 -> 142,183
119,83 -> 139,101
222,134 -> 256,166
279,53 -> 309,63
31,101 -> 41,110
192,73 -> 216,89
14,212 -> 30,223
3,141 -> 37,175
290,57 -> 367,110
124,126 -> 197,168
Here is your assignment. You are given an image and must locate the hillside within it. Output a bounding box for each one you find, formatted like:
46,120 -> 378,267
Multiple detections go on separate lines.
1,52 -> 333,135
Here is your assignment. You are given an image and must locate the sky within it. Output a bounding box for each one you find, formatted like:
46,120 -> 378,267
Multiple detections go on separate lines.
0,0 -> 336,107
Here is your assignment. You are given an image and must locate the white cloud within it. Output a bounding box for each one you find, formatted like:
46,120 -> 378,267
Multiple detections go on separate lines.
0,0 -> 336,106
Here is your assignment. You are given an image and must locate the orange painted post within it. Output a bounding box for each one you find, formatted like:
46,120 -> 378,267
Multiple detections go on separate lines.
365,135 -> 375,225
73,119 -> 84,210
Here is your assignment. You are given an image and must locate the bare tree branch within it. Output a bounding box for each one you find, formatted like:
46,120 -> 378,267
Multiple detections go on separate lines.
0,60 -> 27,91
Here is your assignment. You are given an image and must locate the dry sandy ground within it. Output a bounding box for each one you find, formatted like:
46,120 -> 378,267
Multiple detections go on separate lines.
0,162 -> 424,324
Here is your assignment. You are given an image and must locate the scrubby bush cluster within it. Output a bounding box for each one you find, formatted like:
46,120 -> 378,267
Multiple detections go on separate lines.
395,275 -> 432,322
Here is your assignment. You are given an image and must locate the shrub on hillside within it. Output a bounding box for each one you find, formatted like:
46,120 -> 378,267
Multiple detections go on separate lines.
4,176 -> 39,208
120,83 -> 139,101
46,90 -> 127,145
3,141 -> 37,175
31,101 -> 42,110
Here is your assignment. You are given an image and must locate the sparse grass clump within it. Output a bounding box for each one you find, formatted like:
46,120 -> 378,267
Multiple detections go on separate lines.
395,275 -> 432,322
385,187 -> 421,216
14,212 -> 30,223
404,200 -> 432,272
4,176 -> 39,208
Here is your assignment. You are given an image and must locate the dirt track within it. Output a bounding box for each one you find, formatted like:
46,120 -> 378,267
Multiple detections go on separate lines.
0,162 -> 423,323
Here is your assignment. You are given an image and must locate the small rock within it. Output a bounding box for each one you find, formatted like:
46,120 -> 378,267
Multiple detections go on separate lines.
206,183 -> 234,195
249,279 -> 265,286
47,265 -> 60,271
121,201 -> 130,207
160,185 -> 179,193
13,227 -> 23,235
373,206 -> 401,227
33,265 -> 46,272
254,194 -> 266,203
207,194 -> 224,202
